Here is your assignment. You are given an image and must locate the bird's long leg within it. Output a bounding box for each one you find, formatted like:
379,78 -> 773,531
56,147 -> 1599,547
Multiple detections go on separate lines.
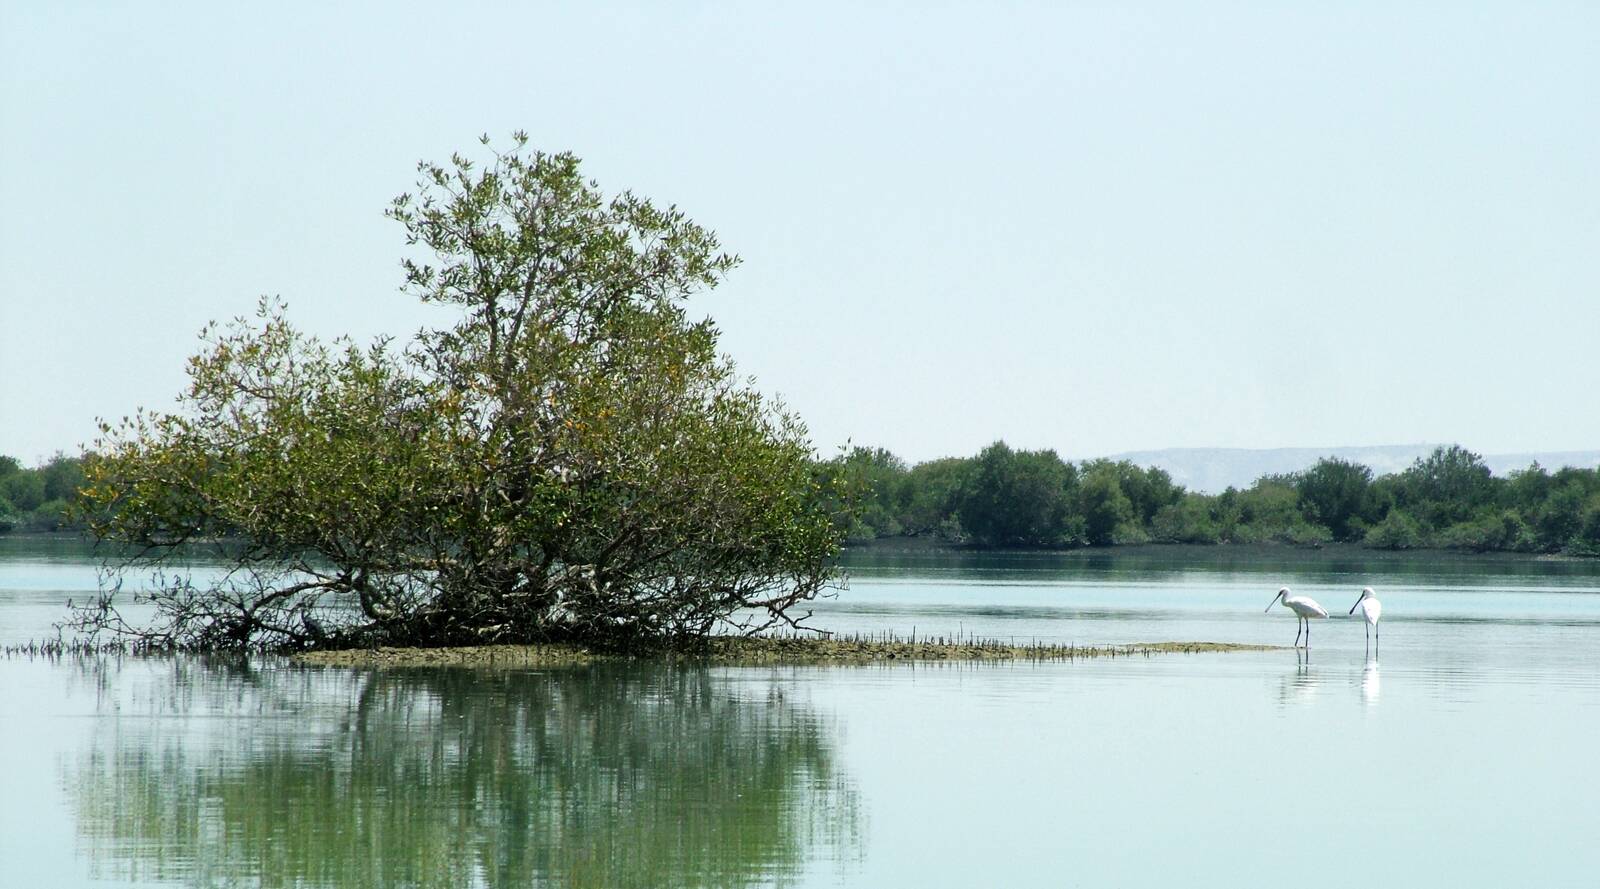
1294,618 -> 1303,647
1306,619 -> 1311,647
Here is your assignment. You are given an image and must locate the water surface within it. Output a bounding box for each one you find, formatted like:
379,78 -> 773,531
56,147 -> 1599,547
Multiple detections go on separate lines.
5,536 -> 1600,887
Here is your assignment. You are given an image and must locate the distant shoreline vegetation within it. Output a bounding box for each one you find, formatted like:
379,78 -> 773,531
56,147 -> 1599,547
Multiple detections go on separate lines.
7,442 -> 1600,558
0,453 -> 83,534
818,443 -> 1600,557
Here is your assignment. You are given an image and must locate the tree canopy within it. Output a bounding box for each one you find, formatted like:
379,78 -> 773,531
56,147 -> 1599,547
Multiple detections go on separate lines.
0,452 -> 84,533
74,135 -> 844,650
1294,457 -> 1372,541
821,444 -> 1600,556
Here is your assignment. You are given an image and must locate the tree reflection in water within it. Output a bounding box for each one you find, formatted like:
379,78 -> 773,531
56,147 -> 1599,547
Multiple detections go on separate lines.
67,658 -> 861,888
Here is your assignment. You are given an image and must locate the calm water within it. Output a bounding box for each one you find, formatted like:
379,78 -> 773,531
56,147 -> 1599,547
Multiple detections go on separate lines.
5,536 -> 1600,887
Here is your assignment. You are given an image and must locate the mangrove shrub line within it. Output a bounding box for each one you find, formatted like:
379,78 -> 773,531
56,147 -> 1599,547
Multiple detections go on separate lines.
822,443 -> 1600,555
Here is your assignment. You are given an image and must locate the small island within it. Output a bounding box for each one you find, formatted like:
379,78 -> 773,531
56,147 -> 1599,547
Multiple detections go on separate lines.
293,636 -> 1282,668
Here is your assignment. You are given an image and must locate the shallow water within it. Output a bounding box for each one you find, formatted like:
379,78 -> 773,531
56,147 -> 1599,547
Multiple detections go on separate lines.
5,536 -> 1600,887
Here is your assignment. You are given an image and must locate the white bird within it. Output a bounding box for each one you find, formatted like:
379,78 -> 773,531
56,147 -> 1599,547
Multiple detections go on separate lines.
1265,586 -> 1328,648
1349,586 -> 1382,649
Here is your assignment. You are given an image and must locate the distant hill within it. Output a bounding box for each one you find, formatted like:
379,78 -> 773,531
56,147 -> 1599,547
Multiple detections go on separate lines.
1101,445 -> 1600,494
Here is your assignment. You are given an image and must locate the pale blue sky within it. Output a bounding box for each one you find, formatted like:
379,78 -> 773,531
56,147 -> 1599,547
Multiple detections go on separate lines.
2,2 -> 1596,466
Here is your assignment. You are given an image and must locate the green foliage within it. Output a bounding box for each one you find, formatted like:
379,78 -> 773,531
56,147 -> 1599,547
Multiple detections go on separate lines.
24,367 -> 1600,564
1,471 -> 45,512
819,447 -> 909,541
1224,477 -> 1329,544
75,136 -> 842,650
1396,445 -> 1495,527
902,457 -> 968,536
1533,483 -> 1588,552
795,442 -> 1600,557
1438,510 -> 1533,553
1572,498 -> 1600,556
1150,495 -> 1220,544
0,454 -> 90,533
1504,463 -> 1553,513
958,442 -> 1079,547
1233,478 -> 1298,529
1364,510 -> 1428,550
1081,459 -> 1183,525
25,498 -> 72,532
40,453 -> 84,502
1363,475 -> 1399,523
1075,464 -> 1134,545
1280,523 -> 1334,546
936,511 -> 969,543
1295,457 -> 1373,541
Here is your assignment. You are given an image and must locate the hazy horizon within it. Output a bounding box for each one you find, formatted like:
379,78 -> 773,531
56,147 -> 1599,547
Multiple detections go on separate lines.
4,3 -> 1597,466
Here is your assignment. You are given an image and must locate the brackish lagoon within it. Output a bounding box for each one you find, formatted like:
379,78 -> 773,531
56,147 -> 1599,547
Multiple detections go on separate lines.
5,536 -> 1600,887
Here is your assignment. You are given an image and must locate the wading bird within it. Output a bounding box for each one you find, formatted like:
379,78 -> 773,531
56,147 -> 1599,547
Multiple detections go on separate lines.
1349,586 -> 1382,649
1265,586 -> 1328,647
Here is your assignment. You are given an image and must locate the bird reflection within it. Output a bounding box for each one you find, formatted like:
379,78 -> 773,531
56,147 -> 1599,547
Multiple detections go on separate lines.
1279,647 -> 1319,705
1361,655 -> 1381,706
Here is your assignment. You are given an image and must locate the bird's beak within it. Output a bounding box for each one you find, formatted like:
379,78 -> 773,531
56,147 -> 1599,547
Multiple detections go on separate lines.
1348,597 -> 1360,615
1265,593 -> 1281,613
